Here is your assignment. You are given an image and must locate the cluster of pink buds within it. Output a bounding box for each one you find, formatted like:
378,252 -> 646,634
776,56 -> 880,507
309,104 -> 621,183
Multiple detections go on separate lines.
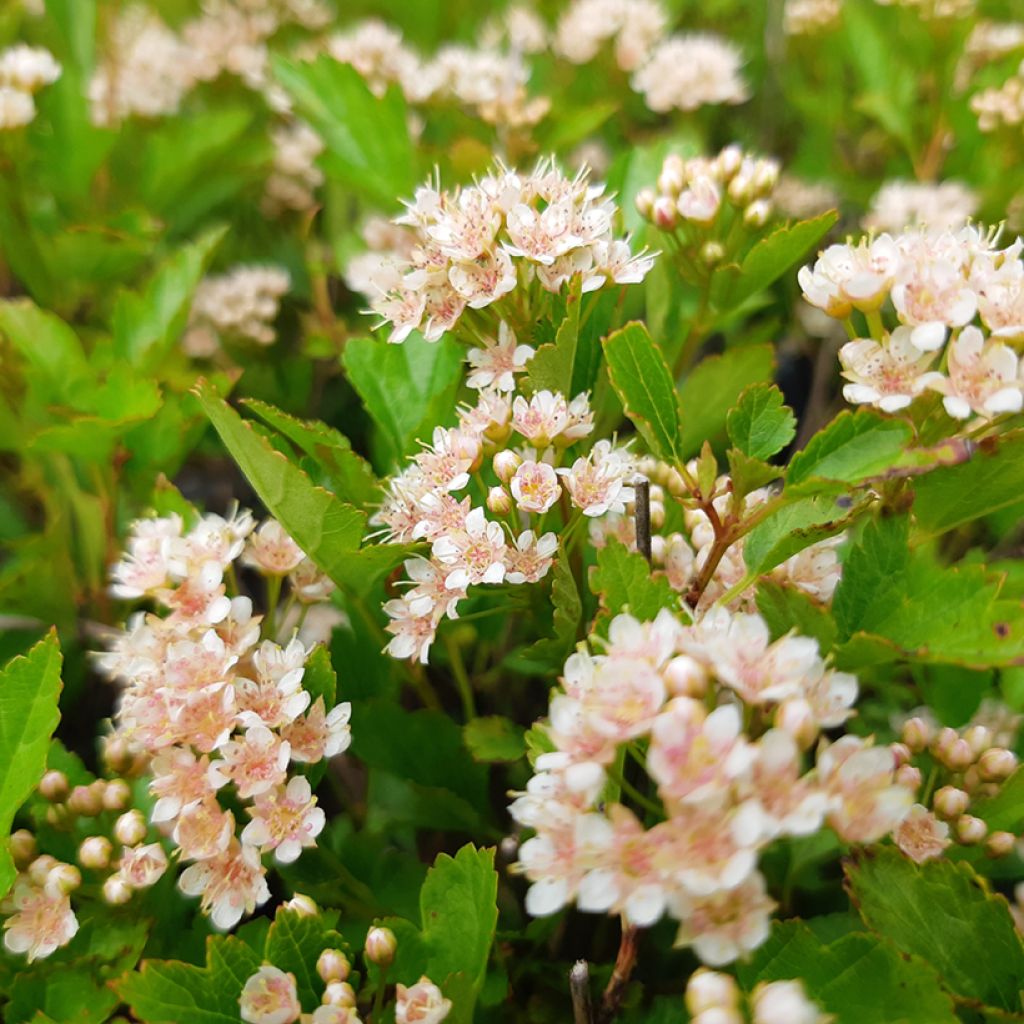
891,714 -> 1020,862
95,509 -> 350,929
376,346 -> 636,663
685,968 -> 831,1024
509,609 -> 913,965
799,225 -> 1024,422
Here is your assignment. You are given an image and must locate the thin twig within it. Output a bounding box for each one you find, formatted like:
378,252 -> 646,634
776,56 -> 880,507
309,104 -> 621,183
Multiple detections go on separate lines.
570,960 -> 595,1024
599,923 -> 640,1024
634,477 -> 652,564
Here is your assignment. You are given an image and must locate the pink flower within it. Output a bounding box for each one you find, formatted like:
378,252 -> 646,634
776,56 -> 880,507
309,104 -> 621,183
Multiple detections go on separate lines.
383,597 -> 439,664
448,249 -> 517,308
416,427 -> 480,493
839,327 -> 937,413
465,322 -> 534,391
173,799 -> 236,861
2,879 -> 78,961
116,843 -> 169,888
243,520 -> 306,576
288,559 -> 336,603
505,530 -> 558,584
894,804 -> 951,863
743,729 -> 829,839
239,965 -> 302,1024
892,258 -> 977,350
558,440 -> 636,517
395,976 -> 452,1024
109,514 -> 182,598
512,390 -> 570,447
511,460 -> 561,513
178,840 -> 271,930
209,725 -> 290,799
150,747 -> 219,823
920,326 -> 1022,420
242,777 -> 325,863
172,683 -> 237,753
799,235 -> 900,317
431,507 -> 507,589
280,696 -> 352,762
402,556 -> 465,620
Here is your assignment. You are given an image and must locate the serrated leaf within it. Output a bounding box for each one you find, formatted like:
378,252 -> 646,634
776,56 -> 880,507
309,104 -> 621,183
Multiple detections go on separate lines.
592,539 -> 678,619
727,448 -> 782,498
787,410 -> 912,491
301,646 -> 337,708
603,321 -> 682,462
524,276 -> 601,397
0,633 -> 62,897
525,550 -> 581,667
264,908 -> 343,1011
463,716 -> 526,763
677,345 -> 776,458
846,849 -> 1024,1011
727,383 -> 797,460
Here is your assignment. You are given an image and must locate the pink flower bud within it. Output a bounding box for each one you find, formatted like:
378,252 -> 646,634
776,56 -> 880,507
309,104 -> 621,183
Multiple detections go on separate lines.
322,981 -> 357,1008
634,188 -> 655,219
890,742 -> 912,767
751,979 -> 822,1024
715,145 -> 743,179
114,810 -> 147,847
240,965 -> 301,1024
979,747 -> 1018,782
102,779 -> 132,812
657,165 -> 684,196
685,968 -> 740,1015
933,786 -> 969,819
28,855 -> 57,886
956,814 -> 988,845
316,949 -> 351,984
68,784 -> 103,817
284,894 -> 318,917
963,726 -> 992,757
652,196 -> 677,229
650,501 -> 665,531
102,875 -> 133,905
774,698 -> 819,749
692,1010 -> 744,1024
492,450 -> 522,484
896,764 -> 922,791
985,831 -> 1016,858
45,862 -> 81,895
10,829 -> 36,869
487,486 -> 513,517
743,199 -> 772,228
664,656 -> 707,698
962,765 -> 982,792
901,717 -> 931,753
700,241 -> 725,266
364,925 -> 397,967
942,738 -> 974,772
78,836 -> 113,870
650,535 -> 667,563
38,770 -> 69,802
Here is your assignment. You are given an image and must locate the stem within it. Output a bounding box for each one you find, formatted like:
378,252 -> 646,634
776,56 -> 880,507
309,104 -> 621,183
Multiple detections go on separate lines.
444,634 -> 476,721
570,961 -> 595,1024
606,764 -> 663,818
372,965 -> 389,1022
264,574 -> 283,638
634,477 -> 652,563
599,922 -> 640,1024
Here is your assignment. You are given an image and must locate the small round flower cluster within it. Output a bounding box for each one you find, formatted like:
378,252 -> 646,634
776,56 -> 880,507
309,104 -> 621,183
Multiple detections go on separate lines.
876,0 -> 976,20
799,225 -> 1024,421
631,34 -> 748,115
238,920 -> 450,1024
685,968 -> 831,1024
98,509 -> 350,930
972,59 -> 1024,133
264,121 -> 325,214
593,458 -> 844,614
863,180 -> 979,234
955,21 -> 1024,91
783,0 -> 843,36
183,265 -> 291,357
892,714 -> 1020,863
636,146 -> 781,282
552,0 -> 668,72
0,44 -> 61,130
375,343 -> 637,663
362,161 -> 654,344
509,609 -> 912,965
479,6 -> 549,55
2,841 -> 80,963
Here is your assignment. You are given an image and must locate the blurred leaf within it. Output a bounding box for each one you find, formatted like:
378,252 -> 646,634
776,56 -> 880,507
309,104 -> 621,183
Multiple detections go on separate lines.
463,716 -> 526,763
302,645 -> 337,709
0,300 -> 90,402
846,849 -> 1024,1011
592,538 -> 678,619
756,579 -> 838,651
603,321 -> 682,463
6,966 -> 117,1024
524,275 -> 600,397
727,383 -> 797,460
0,632 -> 63,898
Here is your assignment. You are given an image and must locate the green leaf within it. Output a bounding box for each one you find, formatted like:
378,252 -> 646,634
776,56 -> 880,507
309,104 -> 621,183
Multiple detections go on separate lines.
301,645 -> 337,708
6,966 -> 118,1024
756,579 -> 838,651
525,549 -> 581,667
603,321 -> 682,462
787,410 -> 912,491
726,383 -> 797,460
111,227 -> 226,369
524,276 -> 600,397
273,56 -> 415,206
0,300 -> 90,402
263,908 -> 343,1011
737,920 -> 959,1024
846,849 -> 1024,1011
592,539 -> 678,619
711,210 -> 838,312
463,716 -> 526,763
342,333 -> 463,469
973,768 -> 1024,835
912,431 -> 1024,536
727,448 -> 782,498
677,345 -> 775,459
0,633 -> 62,897
117,935 -> 262,1024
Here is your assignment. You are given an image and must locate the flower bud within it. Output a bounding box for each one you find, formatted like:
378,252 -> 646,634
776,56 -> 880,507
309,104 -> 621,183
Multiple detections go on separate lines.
774,698 -> 819,749
45,862 -> 81,895
102,735 -> 132,774
693,1010 -> 744,1024
10,829 -> 36,869
322,981 -> 357,1008
38,770 -> 69,803
933,786 -> 969,819
715,145 -> 743,180
637,456 -> 659,479
28,855 -> 57,886
103,779 -> 132,812
743,199 -> 772,228
284,893 -> 318,916
896,764 -> 922,791
78,835 -> 113,870
727,172 -> 753,205
486,486 -> 513,517
114,810 -> 147,847
751,979 -> 820,1024
699,240 -> 725,266
652,195 -> 677,230
649,501 -> 665,531
650,535 -> 667,563
942,738 -> 974,772
962,765 -> 982,793
665,468 -> 687,498
686,968 -> 740,1015
492,450 -> 521,484
979,747 -> 1018,782
963,726 -> 992,758
664,656 -> 707,698
956,814 -> 988,845
890,743 -> 912,767
316,949 -> 351,984
657,165 -> 684,196
752,160 -> 779,195
634,187 -> 655,219
365,925 -> 397,967
901,717 -> 932,753
68,784 -> 103,817
985,830 -> 1016,858
102,875 -> 133,905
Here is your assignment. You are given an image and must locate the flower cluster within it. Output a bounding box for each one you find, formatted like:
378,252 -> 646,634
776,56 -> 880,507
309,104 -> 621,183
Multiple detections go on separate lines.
97,509 -> 350,930
359,161 -> 654,344
183,265 -> 291,357
2,847 -> 79,963
636,146 -> 781,285
263,120 -> 325,214
783,0 -> 843,36
0,44 -> 60,130
863,180 -> 979,234
510,608 -> 913,965
685,968 -> 831,1024
552,0 -> 668,72
375,344 -> 638,663
799,224 -> 1024,420
972,58 -> 1024,132
631,34 -> 748,114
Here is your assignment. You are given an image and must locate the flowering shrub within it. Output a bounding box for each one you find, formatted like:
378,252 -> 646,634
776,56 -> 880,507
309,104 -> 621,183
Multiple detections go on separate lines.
2,1 -> 1024,1023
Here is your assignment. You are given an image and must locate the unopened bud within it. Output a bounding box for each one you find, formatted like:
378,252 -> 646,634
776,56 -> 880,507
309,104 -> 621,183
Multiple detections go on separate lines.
751,161 -> 779,195
665,468 -> 687,497
45,862 -> 81,895
284,893 -> 318,917
933,726 -> 958,755
28,855 -> 57,886
664,655 -> 706,698
686,967 -> 740,1014
10,829 -> 36,869
634,187 -> 655,219
492,450 -> 521,484
103,779 -> 132,812
933,786 -> 969,819
650,534 -> 667,563
956,814 -> 988,845
699,240 -> 725,266
962,765 -> 982,793
942,738 -> 974,772
114,810 -> 147,847
979,747 -> 1018,782
743,199 -> 772,228
38,770 -> 69,803
68,784 -> 103,817
649,501 -> 665,531
986,830 -> 1016,858
890,743 -> 912,767
316,949 -> 351,984
657,165 -> 684,196
102,736 -> 132,775
365,925 -> 397,967
322,981 -> 357,1008
692,1010 -> 744,1024
774,698 -> 819,749
901,717 -> 932,753
963,726 -> 992,757
486,486 -> 513,517
715,145 -> 743,180
102,875 -> 133,905
652,195 -> 677,229
78,836 -> 113,870
727,172 -> 753,205
896,764 -> 922,791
